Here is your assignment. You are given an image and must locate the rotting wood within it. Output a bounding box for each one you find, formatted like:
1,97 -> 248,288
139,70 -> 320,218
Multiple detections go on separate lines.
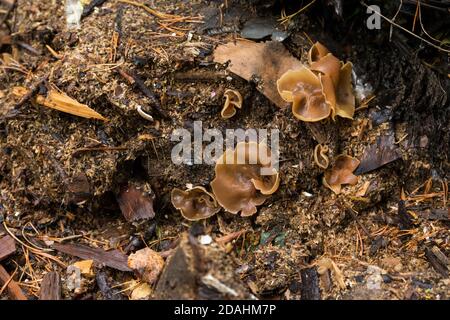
53,243 -> 132,272
300,267 -> 321,300
39,271 -> 61,300
0,264 -> 27,300
424,246 -> 449,277
0,235 -> 15,261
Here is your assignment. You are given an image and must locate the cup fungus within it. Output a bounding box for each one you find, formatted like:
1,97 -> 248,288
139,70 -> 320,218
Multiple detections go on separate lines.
210,142 -> 280,217
277,42 -> 355,122
277,67 -> 332,122
313,144 -> 330,169
221,89 -> 243,119
323,155 -> 360,194
171,186 -> 221,221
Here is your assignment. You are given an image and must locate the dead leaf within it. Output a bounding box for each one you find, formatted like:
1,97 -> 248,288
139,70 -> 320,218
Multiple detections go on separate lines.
355,135 -> 402,174
214,40 -> 303,108
53,243 -> 131,272
128,247 -> 164,284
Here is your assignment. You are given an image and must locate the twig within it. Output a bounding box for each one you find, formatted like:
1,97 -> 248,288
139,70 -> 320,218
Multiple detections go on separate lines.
360,1 -> 450,53
117,67 -> 169,119
13,76 -> 48,109
118,0 -> 182,19
72,146 -> 128,156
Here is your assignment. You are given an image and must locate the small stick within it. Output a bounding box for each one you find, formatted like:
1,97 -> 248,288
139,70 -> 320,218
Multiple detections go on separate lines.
72,146 -> 127,156
81,0 -> 109,19
13,76 -> 48,109
117,67 -> 169,119
348,208 -> 372,241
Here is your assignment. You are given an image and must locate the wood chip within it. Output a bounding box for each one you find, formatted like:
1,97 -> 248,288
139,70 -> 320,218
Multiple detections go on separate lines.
0,235 -> 16,261
35,90 -> 108,121
39,271 -> 61,300
0,264 -> 27,300
53,243 -> 132,272
130,282 -> 152,300
425,246 -> 449,277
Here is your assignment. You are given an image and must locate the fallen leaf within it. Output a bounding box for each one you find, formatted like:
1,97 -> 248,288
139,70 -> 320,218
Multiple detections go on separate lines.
214,40 -> 303,108
53,243 -> 131,272
117,185 -> 155,222
355,181 -> 371,197
355,135 -> 402,174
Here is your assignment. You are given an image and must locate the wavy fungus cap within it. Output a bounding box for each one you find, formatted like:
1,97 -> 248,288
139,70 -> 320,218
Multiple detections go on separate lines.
323,155 -> 360,194
308,42 -> 330,64
277,67 -> 332,122
221,89 -> 243,119
171,186 -> 221,220
310,43 -> 355,119
278,42 -> 355,121
210,142 -> 280,217
334,62 -> 355,119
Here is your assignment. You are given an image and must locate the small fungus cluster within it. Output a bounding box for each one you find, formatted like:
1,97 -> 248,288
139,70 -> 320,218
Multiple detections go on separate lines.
171,142 -> 280,220
171,42 -> 361,220
277,42 -> 355,122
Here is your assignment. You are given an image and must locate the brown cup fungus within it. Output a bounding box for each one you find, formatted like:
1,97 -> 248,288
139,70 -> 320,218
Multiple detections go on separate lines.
210,142 -> 280,217
323,155 -> 360,194
171,186 -> 221,221
221,89 -> 243,119
277,42 -> 355,122
314,144 -> 330,169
